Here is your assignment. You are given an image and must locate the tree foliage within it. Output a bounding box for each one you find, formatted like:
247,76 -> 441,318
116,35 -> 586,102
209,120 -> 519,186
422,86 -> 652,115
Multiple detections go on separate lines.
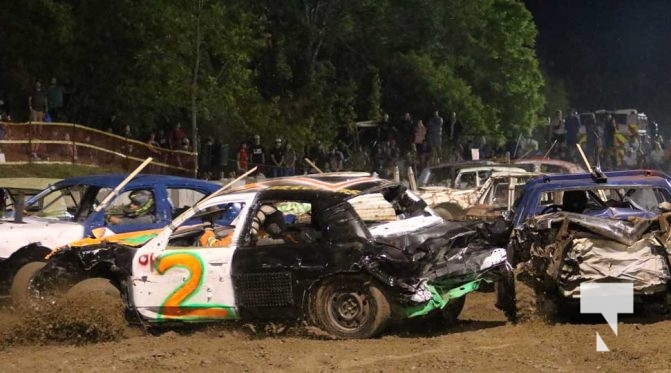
0,0 -> 546,149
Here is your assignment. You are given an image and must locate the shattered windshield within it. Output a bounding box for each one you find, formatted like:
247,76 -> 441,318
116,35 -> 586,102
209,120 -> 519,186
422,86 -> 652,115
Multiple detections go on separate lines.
536,186 -> 671,215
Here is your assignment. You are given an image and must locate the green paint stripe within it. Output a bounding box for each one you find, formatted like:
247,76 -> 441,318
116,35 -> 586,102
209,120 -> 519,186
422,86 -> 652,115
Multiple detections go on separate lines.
404,279 -> 482,318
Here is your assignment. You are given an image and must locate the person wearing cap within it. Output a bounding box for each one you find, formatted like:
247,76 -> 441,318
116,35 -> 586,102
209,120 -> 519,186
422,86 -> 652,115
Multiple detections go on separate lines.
270,137 -> 285,178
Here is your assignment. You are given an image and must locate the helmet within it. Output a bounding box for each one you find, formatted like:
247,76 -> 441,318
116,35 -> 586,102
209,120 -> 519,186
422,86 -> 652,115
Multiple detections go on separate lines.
124,190 -> 154,217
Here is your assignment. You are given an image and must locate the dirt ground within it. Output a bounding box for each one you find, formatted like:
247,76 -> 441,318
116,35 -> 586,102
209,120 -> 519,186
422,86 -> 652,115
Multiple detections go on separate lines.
2,286 -> 671,373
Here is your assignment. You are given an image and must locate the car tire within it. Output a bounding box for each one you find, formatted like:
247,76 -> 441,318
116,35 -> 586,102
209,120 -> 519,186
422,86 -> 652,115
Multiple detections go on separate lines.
0,244 -> 51,292
311,276 -> 391,339
66,277 -> 120,300
440,295 -> 466,326
10,261 -> 46,306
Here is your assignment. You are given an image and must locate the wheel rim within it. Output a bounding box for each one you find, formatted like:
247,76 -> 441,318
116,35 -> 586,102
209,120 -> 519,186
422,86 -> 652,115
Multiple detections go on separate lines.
326,288 -> 371,331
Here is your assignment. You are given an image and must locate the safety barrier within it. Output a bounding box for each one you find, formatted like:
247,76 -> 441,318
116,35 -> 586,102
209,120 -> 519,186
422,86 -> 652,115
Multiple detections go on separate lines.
0,121 -> 197,176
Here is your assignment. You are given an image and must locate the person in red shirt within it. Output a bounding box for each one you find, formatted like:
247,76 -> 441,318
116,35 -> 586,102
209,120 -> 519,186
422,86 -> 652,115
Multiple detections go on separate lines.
169,122 -> 185,149
236,141 -> 249,174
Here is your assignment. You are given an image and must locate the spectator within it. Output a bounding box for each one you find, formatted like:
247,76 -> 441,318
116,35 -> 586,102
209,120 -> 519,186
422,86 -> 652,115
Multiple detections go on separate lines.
427,110 -> 443,162
156,129 -> 169,149
583,113 -> 598,163
378,113 -> 391,143
270,138 -> 285,177
399,112 -> 413,153
28,80 -> 48,122
564,109 -> 581,161
47,78 -> 65,122
250,134 -> 265,176
448,111 -> 461,141
236,142 -> 249,174
147,132 -> 160,147
0,99 -> 11,121
284,143 -> 297,176
147,132 -> 161,155
330,144 -> 345,172
169,122 -> 185,150
413,119 -> 427,169
603,113 -> 617,169
550,109 -> 565,151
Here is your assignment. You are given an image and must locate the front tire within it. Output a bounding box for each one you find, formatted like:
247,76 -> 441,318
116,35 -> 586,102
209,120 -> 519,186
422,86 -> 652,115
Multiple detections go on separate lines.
311,276 -> 391,339
440,296 -> 466,325
10,261 -> 46,306
66,277 -> 120,299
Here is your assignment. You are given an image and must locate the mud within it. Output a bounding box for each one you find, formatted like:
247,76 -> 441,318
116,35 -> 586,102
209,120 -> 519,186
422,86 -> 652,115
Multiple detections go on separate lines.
2,289 -> 671,372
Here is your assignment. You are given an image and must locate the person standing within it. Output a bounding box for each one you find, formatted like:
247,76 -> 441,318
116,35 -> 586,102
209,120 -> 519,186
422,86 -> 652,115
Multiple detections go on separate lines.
603,113 -> 617,169
427,110 -> 443,161
47,78 -> 65,121
284,143 -> 297,176
270,138 -> 285,178
550,109 -> 565,155
564,109 -> 581,161
236,142 -> 249,174
250,134 -> 265,176
28,80 -> 48,122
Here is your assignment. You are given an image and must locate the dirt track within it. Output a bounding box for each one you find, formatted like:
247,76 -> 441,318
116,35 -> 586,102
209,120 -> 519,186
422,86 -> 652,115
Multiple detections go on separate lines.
2,288 -> 671,373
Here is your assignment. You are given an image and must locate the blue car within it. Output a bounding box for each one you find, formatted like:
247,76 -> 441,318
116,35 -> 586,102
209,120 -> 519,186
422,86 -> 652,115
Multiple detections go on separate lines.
0,174 -> 221,293
508,169 -> 671,311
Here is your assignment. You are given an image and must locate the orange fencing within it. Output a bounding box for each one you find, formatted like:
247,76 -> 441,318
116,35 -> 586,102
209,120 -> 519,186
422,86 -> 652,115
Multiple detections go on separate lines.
0,121 -> 197,176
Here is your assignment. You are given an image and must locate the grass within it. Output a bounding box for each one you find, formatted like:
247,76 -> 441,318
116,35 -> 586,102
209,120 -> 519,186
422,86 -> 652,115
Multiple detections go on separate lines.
0,164 -> 124,178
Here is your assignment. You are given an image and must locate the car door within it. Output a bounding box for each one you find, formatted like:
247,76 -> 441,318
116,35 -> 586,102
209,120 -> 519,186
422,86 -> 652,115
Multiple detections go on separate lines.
231,198 -> 329,320
130,198 -> 251,322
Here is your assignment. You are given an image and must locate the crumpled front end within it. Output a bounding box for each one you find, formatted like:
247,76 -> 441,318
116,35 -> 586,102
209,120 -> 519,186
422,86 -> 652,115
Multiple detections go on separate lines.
362,218 -> 513,317
515,212 -> 671,298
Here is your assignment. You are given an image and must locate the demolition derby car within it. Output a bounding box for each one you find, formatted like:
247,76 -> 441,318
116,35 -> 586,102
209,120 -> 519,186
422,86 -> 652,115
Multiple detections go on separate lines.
508,169 -> 671,310
19,174 -> 512,338
0,174 -> 221,293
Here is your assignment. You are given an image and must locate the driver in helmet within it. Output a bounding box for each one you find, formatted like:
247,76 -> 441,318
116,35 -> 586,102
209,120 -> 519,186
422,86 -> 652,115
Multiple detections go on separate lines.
108,189 -> 156,225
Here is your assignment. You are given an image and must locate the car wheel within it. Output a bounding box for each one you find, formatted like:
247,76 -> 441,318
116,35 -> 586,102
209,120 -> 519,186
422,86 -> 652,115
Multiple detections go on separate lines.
10,261 -> 46,306
66,278 -> 120,299
312,276 -> 391,339
440,295 -> 466,326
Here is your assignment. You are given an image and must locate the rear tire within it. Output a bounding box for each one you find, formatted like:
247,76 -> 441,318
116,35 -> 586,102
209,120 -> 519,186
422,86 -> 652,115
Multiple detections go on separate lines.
311,276 -> 391,339
66,277 -> 120,299
10,261 -> 46,306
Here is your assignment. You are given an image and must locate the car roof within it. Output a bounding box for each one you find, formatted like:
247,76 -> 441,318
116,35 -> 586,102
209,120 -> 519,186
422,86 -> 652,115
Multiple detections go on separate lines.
458,166 -> 526,173
525,170 -> 670,190
228,173 -> 393,196
514,158 -> 584,173
427,160 -> 499,170
51,174 -> 220,189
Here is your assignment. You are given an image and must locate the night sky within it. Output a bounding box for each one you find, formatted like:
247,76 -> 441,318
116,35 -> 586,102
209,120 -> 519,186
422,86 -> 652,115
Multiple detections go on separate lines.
524,0 -> 671,125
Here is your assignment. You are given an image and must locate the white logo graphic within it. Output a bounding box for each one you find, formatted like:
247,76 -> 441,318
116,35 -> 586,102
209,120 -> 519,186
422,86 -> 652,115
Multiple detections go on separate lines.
580,283 -> 634,352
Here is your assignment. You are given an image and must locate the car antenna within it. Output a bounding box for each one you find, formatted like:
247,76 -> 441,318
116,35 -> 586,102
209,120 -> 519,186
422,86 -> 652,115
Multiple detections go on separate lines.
576,144 -> 606,183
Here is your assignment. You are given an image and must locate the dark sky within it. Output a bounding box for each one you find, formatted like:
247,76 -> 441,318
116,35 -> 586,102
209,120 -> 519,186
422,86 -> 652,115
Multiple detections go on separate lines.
524,0 -> 671,123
